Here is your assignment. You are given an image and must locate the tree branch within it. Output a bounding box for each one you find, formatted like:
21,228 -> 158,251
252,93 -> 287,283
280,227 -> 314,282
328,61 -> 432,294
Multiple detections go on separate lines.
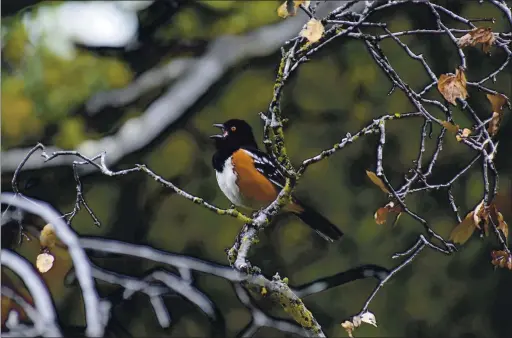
2,1 -> 511,337
0,250 -> 62,337
1,194 -> 108,337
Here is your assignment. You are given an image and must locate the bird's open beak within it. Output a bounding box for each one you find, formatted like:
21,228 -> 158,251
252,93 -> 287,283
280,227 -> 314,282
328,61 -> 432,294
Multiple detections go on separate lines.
209,123 -> 225,139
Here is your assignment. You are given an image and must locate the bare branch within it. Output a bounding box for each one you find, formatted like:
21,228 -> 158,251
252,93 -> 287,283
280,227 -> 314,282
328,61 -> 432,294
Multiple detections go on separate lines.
0,250 -> 62,337
1,194 -> 108,337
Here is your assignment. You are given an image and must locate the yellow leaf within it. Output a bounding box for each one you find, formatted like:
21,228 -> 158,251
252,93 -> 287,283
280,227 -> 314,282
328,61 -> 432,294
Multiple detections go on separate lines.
486,93 -> 507,136
277,0 -> 310,18
40,223 -> 57,249
341,320 -> 355,338
366,170 -> 389,193
437,67 -> 468,105
456,128 -> 472,141
457,27 -> 496,53
277,2 -> 292,18
36,253 -> 55,273
300,18 -> 324,43
449,211 -> 476,244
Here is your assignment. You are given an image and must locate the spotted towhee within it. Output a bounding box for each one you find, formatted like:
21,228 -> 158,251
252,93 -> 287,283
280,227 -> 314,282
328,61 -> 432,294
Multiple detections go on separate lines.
210,119 -> 343,242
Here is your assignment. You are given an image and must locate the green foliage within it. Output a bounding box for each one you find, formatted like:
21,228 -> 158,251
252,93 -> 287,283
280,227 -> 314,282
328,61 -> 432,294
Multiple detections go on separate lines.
22,47 -> 133,122
197,0 -> 238,11
193,67 -> 274,135
146,130 -> 198,178
1,76 -> 42,147
2,20 -> 29,65
1,8 -> 133,149
53,117 -> 87,150
294,56 -> 354,112
156,0 -> 281,40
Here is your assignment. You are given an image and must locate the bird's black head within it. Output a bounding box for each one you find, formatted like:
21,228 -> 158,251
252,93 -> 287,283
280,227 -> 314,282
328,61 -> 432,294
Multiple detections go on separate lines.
210,119 -> 258,150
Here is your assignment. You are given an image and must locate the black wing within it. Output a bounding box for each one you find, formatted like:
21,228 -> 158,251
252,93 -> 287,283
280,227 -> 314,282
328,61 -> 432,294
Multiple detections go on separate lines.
242,147 -> 286,188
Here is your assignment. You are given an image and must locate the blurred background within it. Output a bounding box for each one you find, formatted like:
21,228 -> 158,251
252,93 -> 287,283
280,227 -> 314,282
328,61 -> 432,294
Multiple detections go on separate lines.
1,0 -> 511,337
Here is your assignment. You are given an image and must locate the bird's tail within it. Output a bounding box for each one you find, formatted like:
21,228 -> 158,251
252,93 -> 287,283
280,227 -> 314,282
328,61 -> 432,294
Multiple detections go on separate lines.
289,198 -> 343,242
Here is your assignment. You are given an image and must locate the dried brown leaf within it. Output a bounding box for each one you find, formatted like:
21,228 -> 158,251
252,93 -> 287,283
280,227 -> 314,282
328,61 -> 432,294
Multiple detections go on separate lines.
374,207 -> 388,225
374,201 -> 402,225
437,67 -> 468,105
486,93 -> 507,136
440,120 -> 460,134
366,170 -> 389,193
487,93 -> 507,113
487,112 -> 501,137
497,214 -> 508,243
473,200 -> 489,231
277,0 -> 310,18
300,18 -> 324,43
491,250 -> 512,270
457,27 -> 496,53
492,205 -> 509,244
472,201 -> 511,239
449,211 -> 476,244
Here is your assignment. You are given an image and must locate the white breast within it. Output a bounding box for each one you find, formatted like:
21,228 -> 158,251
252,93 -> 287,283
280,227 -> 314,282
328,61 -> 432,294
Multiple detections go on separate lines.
215,157 -> 246,208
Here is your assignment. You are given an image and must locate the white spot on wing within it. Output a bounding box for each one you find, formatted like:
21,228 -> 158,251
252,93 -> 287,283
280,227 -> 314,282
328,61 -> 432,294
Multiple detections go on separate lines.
243,149 -> 284,188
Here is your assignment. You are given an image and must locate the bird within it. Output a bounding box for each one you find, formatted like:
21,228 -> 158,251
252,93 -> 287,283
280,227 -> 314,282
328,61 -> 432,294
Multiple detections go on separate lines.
210,119 -> 343,242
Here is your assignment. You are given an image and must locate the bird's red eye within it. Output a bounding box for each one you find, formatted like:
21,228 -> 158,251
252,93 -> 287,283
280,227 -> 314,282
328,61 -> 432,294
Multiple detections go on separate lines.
231,126 -> 236,132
